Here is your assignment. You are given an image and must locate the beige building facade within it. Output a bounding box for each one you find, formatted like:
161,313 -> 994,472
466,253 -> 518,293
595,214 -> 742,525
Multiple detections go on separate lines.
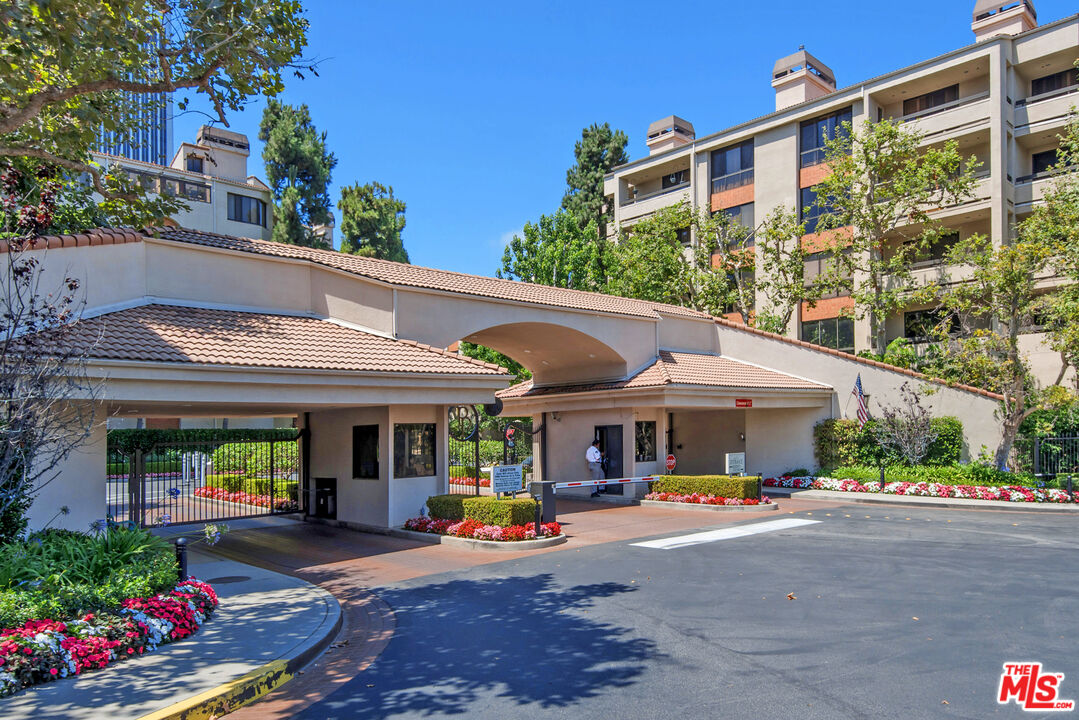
26,226 -> 1003,532
604,2 -> 1078,385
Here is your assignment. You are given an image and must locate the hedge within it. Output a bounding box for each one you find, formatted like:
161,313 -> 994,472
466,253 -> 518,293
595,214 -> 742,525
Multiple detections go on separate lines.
813,417 -> 963,470
107,428 -> 299,454
448,465 -> 492,480
648,475 -> 759,499
424,495 -> 539,526
204,475 -> 298,499
210,441 -> 299,476
426,494 -> 466,521
828,464 -> 1038,487
463,497 -> 537,527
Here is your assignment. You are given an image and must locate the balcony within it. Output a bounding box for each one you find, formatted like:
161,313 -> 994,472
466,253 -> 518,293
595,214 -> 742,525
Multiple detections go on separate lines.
1014,85 -> 1079,136
1014,172 -> 1055,209
619,182 -> 691,221
899,91 -> 990,141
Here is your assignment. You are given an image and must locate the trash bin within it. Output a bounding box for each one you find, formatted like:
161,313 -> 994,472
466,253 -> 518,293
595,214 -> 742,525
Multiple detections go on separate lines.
314,477 -> 337,519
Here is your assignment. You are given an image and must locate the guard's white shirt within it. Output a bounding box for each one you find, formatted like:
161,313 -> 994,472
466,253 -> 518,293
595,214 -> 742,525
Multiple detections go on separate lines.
586,446 -> 602,463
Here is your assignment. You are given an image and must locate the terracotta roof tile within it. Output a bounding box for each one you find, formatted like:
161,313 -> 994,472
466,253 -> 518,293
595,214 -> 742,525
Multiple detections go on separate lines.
3,228 -> 142,254
151,227 -> 711,320
71,304 -> 508,375
497,351 -> 828,398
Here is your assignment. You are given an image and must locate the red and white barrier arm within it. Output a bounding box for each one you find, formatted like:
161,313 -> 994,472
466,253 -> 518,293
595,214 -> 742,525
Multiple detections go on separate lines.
553,476 -> 660,490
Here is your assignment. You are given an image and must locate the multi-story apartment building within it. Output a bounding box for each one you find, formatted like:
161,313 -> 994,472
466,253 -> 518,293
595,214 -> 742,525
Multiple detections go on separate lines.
604,1 -> 1077,384
95,90 -> 174,166
94,125 -> 276,242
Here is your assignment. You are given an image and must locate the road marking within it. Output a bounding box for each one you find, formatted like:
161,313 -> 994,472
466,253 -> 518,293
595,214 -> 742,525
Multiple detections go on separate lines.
630,518 -> 822,550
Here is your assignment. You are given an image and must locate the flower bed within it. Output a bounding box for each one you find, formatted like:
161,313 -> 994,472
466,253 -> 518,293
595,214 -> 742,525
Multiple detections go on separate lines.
404,516 -> 561,541
763,476 -> 1076,503
449,476 -> 491,488
644,492 -> 773,506
193,486 -> 300,512
0,579 -> 218,698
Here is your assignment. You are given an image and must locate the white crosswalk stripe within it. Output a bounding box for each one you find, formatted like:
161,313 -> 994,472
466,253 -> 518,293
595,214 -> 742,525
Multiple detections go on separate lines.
630,518 -> 822,550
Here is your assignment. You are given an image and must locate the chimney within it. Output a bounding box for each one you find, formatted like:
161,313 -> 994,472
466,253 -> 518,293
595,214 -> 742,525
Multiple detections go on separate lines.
972,1 -> 1036,41
772,47 -> 836,111
646,116 -> 695,155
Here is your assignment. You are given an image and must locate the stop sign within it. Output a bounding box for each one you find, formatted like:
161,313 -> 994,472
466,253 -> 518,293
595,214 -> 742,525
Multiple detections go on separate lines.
665,454 -> 677,472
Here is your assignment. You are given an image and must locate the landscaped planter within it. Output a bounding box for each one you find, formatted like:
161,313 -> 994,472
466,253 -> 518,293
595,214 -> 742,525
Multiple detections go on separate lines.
193,486 -> 300,512
640,493 -> 778,512
0,579 -> 218,698
400,516 -> 566,550
763,476 -> 1077,504
449,476 -> 491,488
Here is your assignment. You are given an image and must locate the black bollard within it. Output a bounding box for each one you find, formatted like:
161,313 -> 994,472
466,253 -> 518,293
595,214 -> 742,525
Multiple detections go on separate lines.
175,537 -> 188,582
534,501 -> 542,537
1068,475 -> 1074,498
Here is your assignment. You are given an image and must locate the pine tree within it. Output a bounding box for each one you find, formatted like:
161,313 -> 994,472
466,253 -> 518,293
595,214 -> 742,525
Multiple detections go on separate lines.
338,182 -> 409,263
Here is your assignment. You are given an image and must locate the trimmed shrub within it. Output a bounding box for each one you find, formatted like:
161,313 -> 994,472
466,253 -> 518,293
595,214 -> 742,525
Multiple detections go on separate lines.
107,428 -> 299,454
649,475 -> 759,499
828,464 -> 1038,487
462,496 -> 537,527
204,475 -> 297,499
814,417 -> 964,470
210,441 -> 299,476
426,494 -> 466,521
448,465 -> 492,480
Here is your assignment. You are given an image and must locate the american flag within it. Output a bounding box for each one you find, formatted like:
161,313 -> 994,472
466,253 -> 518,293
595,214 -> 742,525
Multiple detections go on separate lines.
852,374 -> 869,427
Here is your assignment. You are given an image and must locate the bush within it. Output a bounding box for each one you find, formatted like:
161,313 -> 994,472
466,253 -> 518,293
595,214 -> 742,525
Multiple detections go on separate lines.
204,474 -> 297,499
107,428 -> 299,454
814,417 -> 964,470
210,441 -> 299,477
462,496 -> 537,527
0,527 -> 177,628
827,464 -> 1038,487
426,494 -> 466,521
448,465 -> 492,480
649,475 -> 759,499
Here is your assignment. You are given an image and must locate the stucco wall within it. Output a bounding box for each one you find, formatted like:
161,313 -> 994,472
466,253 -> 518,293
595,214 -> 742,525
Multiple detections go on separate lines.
541,407 -> 634,500
27,413 -> 106,533
669,410 -> 746,475
36,242 -> 147,312
746,407 -> 831,477
307,406 -> 391,529
387,405 -> 445,528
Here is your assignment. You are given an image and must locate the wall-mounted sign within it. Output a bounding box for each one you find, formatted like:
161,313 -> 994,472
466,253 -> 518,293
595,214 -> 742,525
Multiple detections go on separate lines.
665,454 -> 677,472
491,464 -> 524,493
735,399 -> 753,408
725,452 -> 746,475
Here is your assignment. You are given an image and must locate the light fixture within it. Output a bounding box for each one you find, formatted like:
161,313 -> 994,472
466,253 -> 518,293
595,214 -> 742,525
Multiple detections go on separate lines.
740,432 -> 745,442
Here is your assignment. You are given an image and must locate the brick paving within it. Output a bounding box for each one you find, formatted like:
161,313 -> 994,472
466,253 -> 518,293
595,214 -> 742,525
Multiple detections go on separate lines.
215,495 -> 849,718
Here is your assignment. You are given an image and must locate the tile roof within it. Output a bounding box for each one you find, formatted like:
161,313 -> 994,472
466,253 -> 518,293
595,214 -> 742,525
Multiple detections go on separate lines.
497,350 -> 829,398
150,227 -> 712,320
70,304 -> 508,375
0,228 -> 141,253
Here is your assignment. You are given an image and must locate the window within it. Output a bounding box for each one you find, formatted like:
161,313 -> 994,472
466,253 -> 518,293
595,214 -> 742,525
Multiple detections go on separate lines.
800,185 -> 835,234
801,317 -> 854,353
902,84 -> 959,117
227,193 -> 267,227
662,169 -> 689,189
720,270 -> 755,314
723,203 -> 755,248
393,423 -> 436,478
634,421 -> 656,462
161,178 -> 211,203
352,425 -> 379,479
710,140 -> 754,192
803,250 -> 850,298
800,107 -> 852,167
1031,68 -> 1078,98
1032,149 -> 1059,176
185,155 -> 204,173
675,227 -> 691,247
909,231 -> 959,265
904,309 -> 959,341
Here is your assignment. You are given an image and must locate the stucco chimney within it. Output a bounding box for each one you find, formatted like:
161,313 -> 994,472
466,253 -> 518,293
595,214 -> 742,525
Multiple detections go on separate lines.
972,1 -> 1036,41
645,116 -> 695,155
772,47 -> 836,111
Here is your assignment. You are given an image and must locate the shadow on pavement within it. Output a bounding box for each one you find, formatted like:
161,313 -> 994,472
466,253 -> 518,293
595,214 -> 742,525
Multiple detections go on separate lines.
299,573 -> 662,718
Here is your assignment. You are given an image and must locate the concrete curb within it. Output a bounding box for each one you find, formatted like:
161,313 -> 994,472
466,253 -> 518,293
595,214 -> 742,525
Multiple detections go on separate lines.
765,486 -> 1079,512
639,500 -> 779,512
135,581 -> 343,720
391,527 -> 568,551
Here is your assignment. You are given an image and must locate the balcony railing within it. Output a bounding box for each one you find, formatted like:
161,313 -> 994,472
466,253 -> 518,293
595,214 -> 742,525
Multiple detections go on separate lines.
1016,164 -> 1076,185
710,168 -> 754,195
620,181 -> 690,207
898,90 -> 990,123
1015,84 -> 1079,108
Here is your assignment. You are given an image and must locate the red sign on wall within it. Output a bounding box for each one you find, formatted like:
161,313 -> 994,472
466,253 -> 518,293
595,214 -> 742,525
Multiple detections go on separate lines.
735,399 -> 753,408
665,454 -> 677,471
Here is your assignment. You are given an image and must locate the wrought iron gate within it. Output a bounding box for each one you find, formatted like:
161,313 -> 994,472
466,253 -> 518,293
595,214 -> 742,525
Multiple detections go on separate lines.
1032,436 -> 1079,478
106,434 -> 303,528
448,405 -> 483,495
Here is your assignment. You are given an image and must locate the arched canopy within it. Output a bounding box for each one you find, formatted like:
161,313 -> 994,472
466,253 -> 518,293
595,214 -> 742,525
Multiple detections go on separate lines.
462,322 -> 628,386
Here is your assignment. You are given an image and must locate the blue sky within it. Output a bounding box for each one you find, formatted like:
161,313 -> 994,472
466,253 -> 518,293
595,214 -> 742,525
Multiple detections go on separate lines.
174,1 -> 1076,276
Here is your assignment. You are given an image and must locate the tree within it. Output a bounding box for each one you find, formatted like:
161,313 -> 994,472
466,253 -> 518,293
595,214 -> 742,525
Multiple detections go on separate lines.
813,118 -> 979,354
497,210 -> 605,291
0,166 -> 99,541
873,382 -> 938,466
458,342 -> 530,386
260,100 -> 337,247
690,207 -> 757,322
562,123 -> 629,238
606,203 -> 693,306
338,182 -> 409,263
0,0 -> 311,222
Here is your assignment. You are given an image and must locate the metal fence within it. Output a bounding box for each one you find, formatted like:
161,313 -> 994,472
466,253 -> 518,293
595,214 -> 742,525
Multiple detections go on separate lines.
448,406 -> 483,495
106,436 -> 302,528
1032,436 -> 1079,478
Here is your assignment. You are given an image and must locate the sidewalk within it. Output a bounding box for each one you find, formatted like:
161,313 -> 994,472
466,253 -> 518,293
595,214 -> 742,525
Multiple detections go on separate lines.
766,486 -> 1079,512
2,545 -> 341,720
